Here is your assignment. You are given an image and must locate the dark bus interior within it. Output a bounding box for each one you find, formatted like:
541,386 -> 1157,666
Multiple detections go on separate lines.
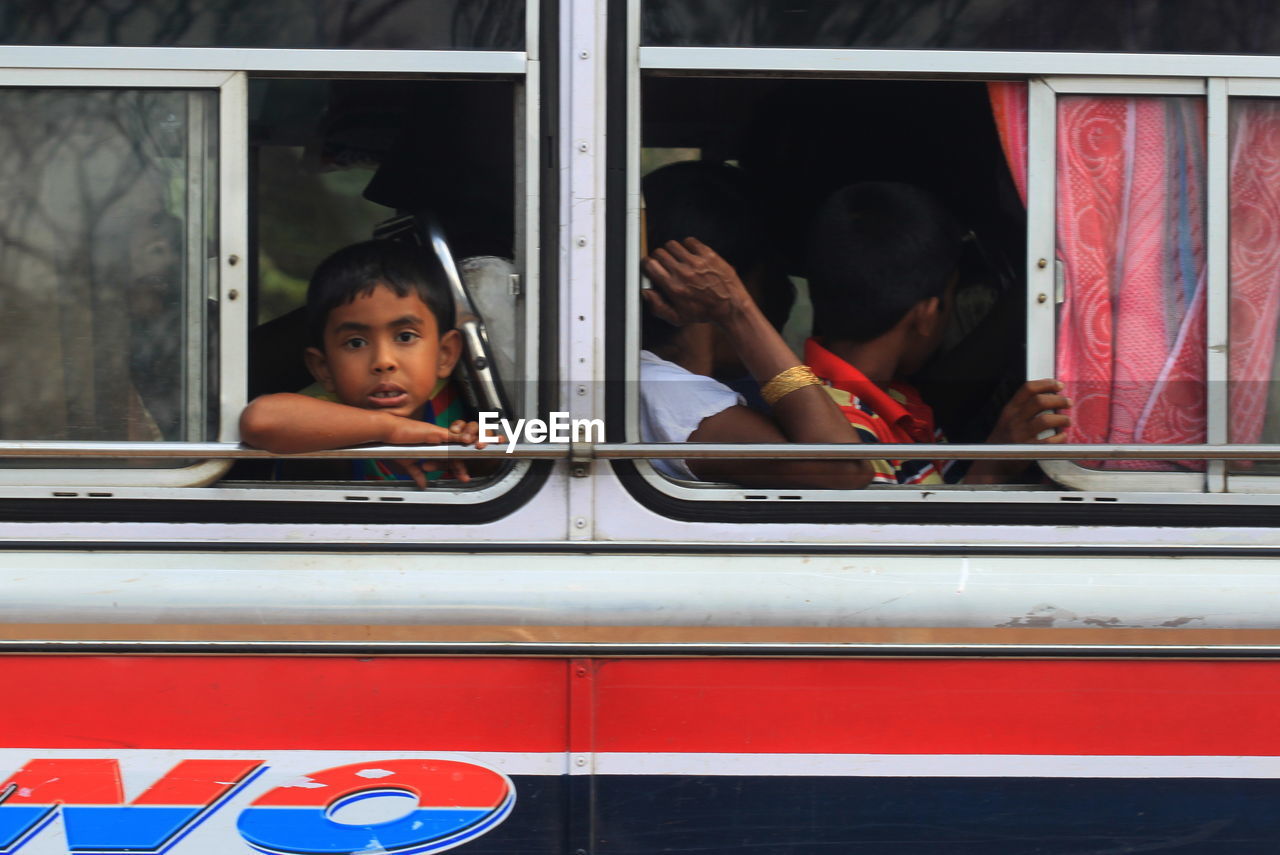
232,74 -> 1029,485
641,76 -> 1029,448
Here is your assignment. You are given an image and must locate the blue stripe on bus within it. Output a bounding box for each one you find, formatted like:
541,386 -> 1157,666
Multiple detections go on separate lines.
593,776 -> 1280,853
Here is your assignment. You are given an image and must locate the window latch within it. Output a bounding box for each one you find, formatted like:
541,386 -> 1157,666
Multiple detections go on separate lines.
570,438 -> 594,477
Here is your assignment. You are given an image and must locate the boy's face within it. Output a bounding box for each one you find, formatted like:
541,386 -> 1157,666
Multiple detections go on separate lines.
305,284 -> 461,421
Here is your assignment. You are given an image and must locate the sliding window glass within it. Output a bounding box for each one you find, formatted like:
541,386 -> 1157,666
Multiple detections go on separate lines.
0,73 -> 242,487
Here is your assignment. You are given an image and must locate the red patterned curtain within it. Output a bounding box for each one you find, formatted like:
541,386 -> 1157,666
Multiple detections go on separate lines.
1228,100 -> 1280,444
990,84 -> 1280,456
989,83 -> 1207,469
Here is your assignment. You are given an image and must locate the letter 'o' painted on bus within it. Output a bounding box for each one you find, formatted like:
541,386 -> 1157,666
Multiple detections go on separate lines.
237,759 -> 515,855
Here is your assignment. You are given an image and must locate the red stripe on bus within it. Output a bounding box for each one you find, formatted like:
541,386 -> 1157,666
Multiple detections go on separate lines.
0,657 -> 568,751
592,659 -> 1280,756
6,657 -> 1280,757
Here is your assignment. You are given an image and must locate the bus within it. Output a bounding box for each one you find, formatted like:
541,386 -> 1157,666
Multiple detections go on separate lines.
3,1 -> 1280,852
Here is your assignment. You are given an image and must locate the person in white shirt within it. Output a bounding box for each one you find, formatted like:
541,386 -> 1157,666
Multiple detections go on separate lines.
638,161 -> 869,489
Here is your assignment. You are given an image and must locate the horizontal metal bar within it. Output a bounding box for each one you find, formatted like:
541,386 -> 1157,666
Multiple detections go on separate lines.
0,640 -> 1277,658
3,441 -> 1280,462
598,443 -> 1280,461
0,68 -> 235,87
1227,78 -> 1280,97
0,45 -> 527,75
0,441 -> 566,460
640,46 -> 1280,79
1044,76 -> 1205,95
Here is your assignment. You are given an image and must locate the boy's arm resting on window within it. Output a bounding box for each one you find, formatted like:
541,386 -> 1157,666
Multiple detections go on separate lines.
240,393 -> 480,454
239,394 -> 485,487
643,238 -> 872,490
964,378 -> 1072,484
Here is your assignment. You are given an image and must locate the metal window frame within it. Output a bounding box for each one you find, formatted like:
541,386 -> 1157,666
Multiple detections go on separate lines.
638,47 -> 1280,80
1218,77 -> 1280,494
0,46 -> 526,75
1032,76 -> 1211,494
0,68 -> 244,489
623,38 -> 1280,507
559,0 -> 610,539
0,14 -> 546,506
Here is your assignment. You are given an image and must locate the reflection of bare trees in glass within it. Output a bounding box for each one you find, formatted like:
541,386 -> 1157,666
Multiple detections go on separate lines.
0,0 -> 524,49
639,0 -> 997,48
452,0 -> 524,52
0,90 -> 197,442
640,0 -> 1280,53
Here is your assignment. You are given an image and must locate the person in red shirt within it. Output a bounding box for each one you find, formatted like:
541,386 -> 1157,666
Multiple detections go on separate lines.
804,182 -> 1071,484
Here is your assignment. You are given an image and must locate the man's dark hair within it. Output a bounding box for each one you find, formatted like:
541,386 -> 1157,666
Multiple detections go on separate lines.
642,161 -> 786,349
805,182 -> 963,343
305,240 -> 455,348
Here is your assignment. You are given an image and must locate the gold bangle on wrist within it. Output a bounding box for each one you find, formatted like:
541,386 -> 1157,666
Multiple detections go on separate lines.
761,365 -> 823,407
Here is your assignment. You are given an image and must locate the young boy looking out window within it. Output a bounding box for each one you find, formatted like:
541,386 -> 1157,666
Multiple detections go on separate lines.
804,182 -> 1071,484
240,240 -> 484,487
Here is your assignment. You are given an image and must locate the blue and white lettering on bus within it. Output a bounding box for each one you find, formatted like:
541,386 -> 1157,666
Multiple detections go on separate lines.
0,752 -> 515,855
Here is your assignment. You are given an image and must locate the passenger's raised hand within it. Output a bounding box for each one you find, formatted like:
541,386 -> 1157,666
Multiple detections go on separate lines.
986,379 -> 1072,445
642,237 -> 752,327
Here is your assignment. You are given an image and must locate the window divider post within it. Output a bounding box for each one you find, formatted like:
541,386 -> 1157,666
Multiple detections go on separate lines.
1206,77 -> 1231,493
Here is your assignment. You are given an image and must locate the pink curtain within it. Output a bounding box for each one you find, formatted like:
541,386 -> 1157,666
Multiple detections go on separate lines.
989,84 -> 1208,469
989,82 -> 1028,204
1228,100 -> 1280,445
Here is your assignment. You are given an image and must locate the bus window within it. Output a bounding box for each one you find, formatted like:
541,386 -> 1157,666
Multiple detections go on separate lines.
631,77 -> 1028,490
641,0 -> 1280,55
627,66 -> 1280,504
1006,79 -> 1280,495
0,71 -> 539,503
621,1 -> 1280,514
1229,95 -> 1280,484
0,0 -> 525,51
229,77 -> 527,489
0,82 -> 228,487
1038,91 -> 1209,492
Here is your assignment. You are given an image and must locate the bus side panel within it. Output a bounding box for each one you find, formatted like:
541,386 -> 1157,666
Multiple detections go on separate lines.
5,656 -> 1280,853
0,656 -> 571,855
590,659 -> 1280,854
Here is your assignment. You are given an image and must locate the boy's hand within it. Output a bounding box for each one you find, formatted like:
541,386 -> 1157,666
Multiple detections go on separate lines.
384,418 -> 487,489
642,237 -> 752,326
987,379 -> 1072,445
964,379 -> 1071,485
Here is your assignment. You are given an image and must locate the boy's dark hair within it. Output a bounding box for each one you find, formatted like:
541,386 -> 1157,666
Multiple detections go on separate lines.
805,182 -> 964,343
305,240 -> 455,347
642,161 -> 786,349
